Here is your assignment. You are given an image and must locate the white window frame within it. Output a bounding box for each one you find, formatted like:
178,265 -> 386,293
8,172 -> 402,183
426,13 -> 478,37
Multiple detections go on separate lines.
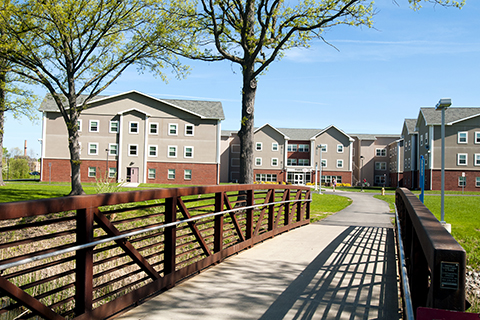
149,123 -> 159,135
287,158 -> 297,166
476,177 -> 480,187
475,132 -> 480,144
298,159 -> 309,166
420,135 -> 423,146
321,145 -> 327,152
458,131 -> 468,144
457,153 -> 467,166
89,120 -> 99,133
287,144 -> 297,152
88,143 -> 98,155
77,119 -> 82,132
129,121 -> 139,134
168,146 -> 177,158
458,176 -> 466,187
256,142 -> 263,151
148,168 -> 156,179
255,157 -> 262,166
88,167 -> 96,177
298,144 -> 309,152
321,159 -> 327,167
108,167 -> 117,178
375,148 -> 386,157
168,123 -> 178,136
271,158 -> 278,166
109,121 -> 119,133
148,145 -> 158,157
375,162 -> 387,170
108,143 -> 118,156
337,144 -> 344,153
184,169 -> 192,180
168,169 -> 175,180
337,159 -> 344,168
184,146 -> 194,158
185,124 -> 194,136
475,154 -> 480,166
129,144 -> 138,156
272,143 -> 278,151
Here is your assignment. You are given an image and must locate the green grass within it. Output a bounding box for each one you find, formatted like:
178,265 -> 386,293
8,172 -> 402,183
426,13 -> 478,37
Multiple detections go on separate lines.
310,192 -> 352,223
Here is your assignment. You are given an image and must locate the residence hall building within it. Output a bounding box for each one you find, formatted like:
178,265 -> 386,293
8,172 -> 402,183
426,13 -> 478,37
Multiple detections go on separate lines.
400,119 -> 418,189
221,124 -> 354,185
39,91 -> 225,185
410,107 -> 480,192
350,134 -> 401,187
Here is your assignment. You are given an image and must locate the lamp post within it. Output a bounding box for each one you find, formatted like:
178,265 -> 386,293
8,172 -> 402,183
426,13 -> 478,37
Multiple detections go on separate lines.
435,98 -> 451,229
315,144 -> 324,194
105,148 -> 110,179
360,156 -> 364,192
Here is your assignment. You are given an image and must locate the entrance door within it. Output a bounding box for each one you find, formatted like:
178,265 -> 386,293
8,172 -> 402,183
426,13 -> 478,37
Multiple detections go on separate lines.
293,173 -> 304,185
126,167 -> 139,183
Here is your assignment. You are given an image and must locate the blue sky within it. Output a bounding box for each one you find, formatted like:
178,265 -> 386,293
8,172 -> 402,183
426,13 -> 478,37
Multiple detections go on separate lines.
4,0 -> 480,157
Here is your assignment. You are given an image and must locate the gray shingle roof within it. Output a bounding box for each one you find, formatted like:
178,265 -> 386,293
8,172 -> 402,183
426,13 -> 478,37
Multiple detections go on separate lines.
404,119 -> 417,134
39,91 -> 225,120
420,107 -> 480,125
275,128 -> 323,140
349,133 -> 401,140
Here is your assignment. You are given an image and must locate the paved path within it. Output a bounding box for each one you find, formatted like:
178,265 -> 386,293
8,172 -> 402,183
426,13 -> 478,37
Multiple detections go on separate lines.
115,190 -> 399,320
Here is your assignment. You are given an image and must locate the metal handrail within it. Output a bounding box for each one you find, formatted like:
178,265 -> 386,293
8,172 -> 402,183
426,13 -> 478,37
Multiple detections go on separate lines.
395,204 -> 415,320
0,198 -> 311,272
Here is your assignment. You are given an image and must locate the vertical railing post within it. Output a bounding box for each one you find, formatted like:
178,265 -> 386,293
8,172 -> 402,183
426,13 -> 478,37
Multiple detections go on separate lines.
245,190 -> 254,239
296,190 -> 302,222
214,192 -> 224,253
305,190 -> 311,220
284,189 -> 291,226
75,207 -> 94,317
268,188 -> 275,231
164,196 -> 177,288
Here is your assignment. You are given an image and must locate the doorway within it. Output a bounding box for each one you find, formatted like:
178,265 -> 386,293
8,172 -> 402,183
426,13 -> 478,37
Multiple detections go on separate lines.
126,167 -> 139,183
293,173 -> 304,185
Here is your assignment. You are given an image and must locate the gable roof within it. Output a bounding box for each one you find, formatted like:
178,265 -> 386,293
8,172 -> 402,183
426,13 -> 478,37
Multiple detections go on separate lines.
313,125 -> 354,142
254,123 -> 290,139
419,107 -> 480,126
404,119 -> 417,135
275,128 -> 323,140
39,90 -> 225,120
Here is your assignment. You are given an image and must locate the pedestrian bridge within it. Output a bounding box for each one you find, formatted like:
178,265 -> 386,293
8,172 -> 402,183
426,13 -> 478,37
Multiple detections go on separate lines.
0,185 -> 467,319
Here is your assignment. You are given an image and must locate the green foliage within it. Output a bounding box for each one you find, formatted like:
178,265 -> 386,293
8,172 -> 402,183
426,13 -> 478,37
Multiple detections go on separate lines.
7,157 -> 30,179
310,193 -> 352,223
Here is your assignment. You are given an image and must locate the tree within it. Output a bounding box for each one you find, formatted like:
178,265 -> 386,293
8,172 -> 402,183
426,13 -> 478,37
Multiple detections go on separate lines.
173,0 -> 463,184
0,0 -> 192,194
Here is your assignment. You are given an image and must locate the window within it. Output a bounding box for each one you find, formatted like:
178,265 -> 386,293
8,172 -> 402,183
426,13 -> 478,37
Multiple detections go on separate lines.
232,144 -> 240,153
298,144 -> 309,152
255,157 -> 262,166
89,120 -> 99,132
88,143 -> 98,155
256,142 -> 262,151
458,132 -> 468,144
168,124 -> 178,135
110,121 -> 119,133
459,176 -> 466,187
149,145 -> 158,157
108,167 -> 117,178
337,145 -> 344,153
425,133 -> 428,145
88,167 -> 96,177
185,125 -> 194,136
77,120 -> 82,132
287,144 -> 297,152
271,158 -> 278,166
184,146 -> 193,158
375,162 -> 386,170
272,143 -> 278,151
148,169 -> 156,179
150,123 -> 158,134
476,177 -> 480,187
376,148 -> 386,157
129,144 -> 138,156
287,159 -> 297,166
168,169 -> 175,180
129,121 -> 139,134
337,159 -> 343,168
168,146 -> 177,158
420,135 -> 423,146
375,175 -> 386,185
476,132 -> 480,144
321,159 -> 327,167
475,154 -> 480,166
108,143 -> 118,156
457,153 -> 467,165
298,159 -> 309,166
184,169 -> 192,180
255,174 -> 277,182
321,145 -> 327,152
231,158 -> 240,167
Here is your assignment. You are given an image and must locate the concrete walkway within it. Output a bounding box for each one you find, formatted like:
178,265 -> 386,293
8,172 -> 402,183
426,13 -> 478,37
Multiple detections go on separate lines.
115,191 -> 399,320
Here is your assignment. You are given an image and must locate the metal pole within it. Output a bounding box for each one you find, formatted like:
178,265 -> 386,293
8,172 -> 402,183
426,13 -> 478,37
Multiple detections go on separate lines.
319,147 -> 323,194
315,163 -> 318,191
441,107 -> 445,223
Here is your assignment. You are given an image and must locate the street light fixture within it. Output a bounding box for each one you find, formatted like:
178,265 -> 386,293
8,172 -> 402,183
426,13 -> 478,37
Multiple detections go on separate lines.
435,98 -> 451,228
360,156 -> 364,192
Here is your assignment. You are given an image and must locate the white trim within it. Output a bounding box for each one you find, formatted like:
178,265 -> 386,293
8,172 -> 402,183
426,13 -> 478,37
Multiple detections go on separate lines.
184,169 -> 192,180
457,153 -> 467,166
255,142 -> 263,151
88,142 -> 98,155
185,124 -> 194,136
457,131 -> 468,144
129,121 -> 139,134
148,168 -> 156,179
149,122 -> 159,135
475,132 -> 480,144
474,154 -> 480,166
118,115 -> 124,181
168,123 -> 178,136
77,119 -> 82,132
89,120 -> 99,133
168,145 -> 177,158
128,144 -> 139,156
168,169 -> 176,180
254,123 -> 290,139
321,159 -> 327,168
108,143 -> 118,156
88,166 -> 97,177
271,158 -> 278,166
148,145 -> 158,157
255,157 -> 262,166
337,144 -> 344,153
272,142 -> 279,151
184,146 -> 194,158
337,159 -> 344,168
109,120 -> 119,133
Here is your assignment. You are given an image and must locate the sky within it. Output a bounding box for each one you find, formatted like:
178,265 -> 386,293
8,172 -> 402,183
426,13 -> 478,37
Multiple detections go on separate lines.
3,0 -> 480,158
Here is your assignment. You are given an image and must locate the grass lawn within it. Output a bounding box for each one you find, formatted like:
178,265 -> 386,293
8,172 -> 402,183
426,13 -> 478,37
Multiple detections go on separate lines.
310,192 -> 352,223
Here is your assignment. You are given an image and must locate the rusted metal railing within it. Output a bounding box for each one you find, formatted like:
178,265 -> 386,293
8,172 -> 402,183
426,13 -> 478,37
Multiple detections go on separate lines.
0,184 -> 311,320
395,187 -> 466,316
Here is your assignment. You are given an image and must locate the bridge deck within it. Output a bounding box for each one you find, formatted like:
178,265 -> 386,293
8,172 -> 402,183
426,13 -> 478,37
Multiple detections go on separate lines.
115,191 -> 400,320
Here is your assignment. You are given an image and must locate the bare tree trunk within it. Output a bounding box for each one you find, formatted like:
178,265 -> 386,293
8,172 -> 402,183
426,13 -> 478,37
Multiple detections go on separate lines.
0,70 -> 5,186
68,124 -> 85,195
238,71 -> 257,184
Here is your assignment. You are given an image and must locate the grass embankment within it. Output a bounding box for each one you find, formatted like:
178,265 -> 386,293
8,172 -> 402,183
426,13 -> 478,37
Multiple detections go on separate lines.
310,192 -> 352,223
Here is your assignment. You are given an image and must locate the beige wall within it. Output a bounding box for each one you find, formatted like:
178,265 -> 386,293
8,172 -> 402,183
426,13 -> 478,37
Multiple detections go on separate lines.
313,127 -> 351,172
254,126 -> 285,169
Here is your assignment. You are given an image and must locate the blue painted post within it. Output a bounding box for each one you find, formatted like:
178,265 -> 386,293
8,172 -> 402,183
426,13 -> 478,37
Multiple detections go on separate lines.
420,155 -> 425,203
